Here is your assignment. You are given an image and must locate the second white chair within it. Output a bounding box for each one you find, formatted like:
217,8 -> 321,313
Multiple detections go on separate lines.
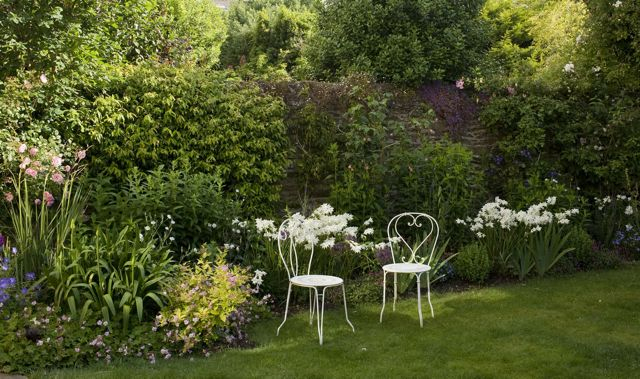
379,212 -> 440,327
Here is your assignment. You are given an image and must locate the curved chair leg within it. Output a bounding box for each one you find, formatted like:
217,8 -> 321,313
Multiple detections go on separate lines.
277,282 -> 293,335
416,273 -> 423,328
380,270 -> 388,323
426,271 -> 434,318
309,288 -> 315,325
341,284 -> 355,332
393,272 -> 398,312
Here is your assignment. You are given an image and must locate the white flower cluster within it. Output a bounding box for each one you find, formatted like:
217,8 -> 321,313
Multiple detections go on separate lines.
595,194 -> 636,215
456,197 -> 579,236
563,62 -> 575,73
251,269 -> 267,286
231,218 -> 248,234
255,204 -> 381,253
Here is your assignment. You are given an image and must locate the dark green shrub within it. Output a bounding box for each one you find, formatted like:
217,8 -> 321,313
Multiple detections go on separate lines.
162,0 -> 227,67
557,226 -> 593,272
388,140 -> 485,247
454,243 -> 491,283
304,0 -> 489,84
342,274 -> 381,305
87,168 -> 242,254
481,92 -> 640,198
80,65 -> 289,215
220,0 -> 317,72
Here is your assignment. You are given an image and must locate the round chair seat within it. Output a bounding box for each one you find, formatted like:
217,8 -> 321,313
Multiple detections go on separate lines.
291,274 -> 343,287
383,262 -> 431,273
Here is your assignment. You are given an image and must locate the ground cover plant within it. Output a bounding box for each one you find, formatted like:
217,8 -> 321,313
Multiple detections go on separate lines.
35,264 -> 640,378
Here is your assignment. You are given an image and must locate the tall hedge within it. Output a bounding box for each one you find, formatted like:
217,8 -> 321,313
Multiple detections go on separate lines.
303,0 -> 489,84
80,66 -> 289,214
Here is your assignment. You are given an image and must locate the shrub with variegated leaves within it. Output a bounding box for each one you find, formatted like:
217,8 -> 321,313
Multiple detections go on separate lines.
155,249 -> 256,352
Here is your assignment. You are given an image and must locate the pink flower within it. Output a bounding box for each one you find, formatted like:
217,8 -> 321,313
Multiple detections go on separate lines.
51,172 -> 64,184
4,192 -> 13,202
64,165 -> 71,172
34,198 -> 42,206
44,191 -> 55,207
76,150 -> 86,160
455,78 -> 464,90
51,156 -> 62,167
18,144 -> 27,153
25,168 -> 37,177
29,147 -> 38,157
19,157 -> 31,170
40,74 -> 48,84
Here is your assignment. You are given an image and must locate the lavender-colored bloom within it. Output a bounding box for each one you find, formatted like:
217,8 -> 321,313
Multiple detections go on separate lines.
613,231 -> 624,246
520,149 -> 532,160
0,234 -> 5,246
375,246 -> 392,265
11,247 -> 18,255
493,155 -> 504,165
25,272 -> 36,281
548,170 -> 558,179
1,258 -> 9,271
331,242 -> 348,253
21,287 -> 28,295
0,277 -> 16,289
0,292 -> 9,303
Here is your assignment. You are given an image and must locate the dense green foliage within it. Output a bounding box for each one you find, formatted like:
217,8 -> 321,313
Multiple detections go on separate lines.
47,225 -> 175,329
79,65 -> 288,214
221,0 -> 317,73
478,0 -> 640,197
454,243 -> 491,283
0,0 -> 226,77
304,0 -> 489,84
88,169 -> 241,255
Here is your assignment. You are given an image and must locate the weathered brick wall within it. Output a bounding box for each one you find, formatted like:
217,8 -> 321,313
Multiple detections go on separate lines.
259,80 -> 493,209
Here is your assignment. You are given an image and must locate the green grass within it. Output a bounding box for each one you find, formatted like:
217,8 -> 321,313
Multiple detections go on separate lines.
37,265 -> 640,379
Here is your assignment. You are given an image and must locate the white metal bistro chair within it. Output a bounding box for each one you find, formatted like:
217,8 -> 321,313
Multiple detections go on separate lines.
275,218 -> 355,345
379,212 -> 440,327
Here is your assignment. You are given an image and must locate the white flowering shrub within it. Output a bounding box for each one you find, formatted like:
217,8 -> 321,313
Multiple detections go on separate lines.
255,204 -> 385,286
457,196 -> 580,279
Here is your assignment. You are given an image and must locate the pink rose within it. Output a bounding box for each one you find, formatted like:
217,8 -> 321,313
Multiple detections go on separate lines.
51,156 -> 62,167
76,150 -> 86,161
44,191 -> 55,207
29,147 -> 38,156
455,79 -> 464,90
64,165 -> 71,172
34,198 -> 42,206
4,192 -> 13,202
40,73 -> 48,84
51,172 -> 64,184
19,157 -> 31,170
25,168 -> 37,177
18,144 -> 27,154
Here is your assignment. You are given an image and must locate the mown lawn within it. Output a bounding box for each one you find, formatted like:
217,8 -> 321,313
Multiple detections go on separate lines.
37,264 -> 640,379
